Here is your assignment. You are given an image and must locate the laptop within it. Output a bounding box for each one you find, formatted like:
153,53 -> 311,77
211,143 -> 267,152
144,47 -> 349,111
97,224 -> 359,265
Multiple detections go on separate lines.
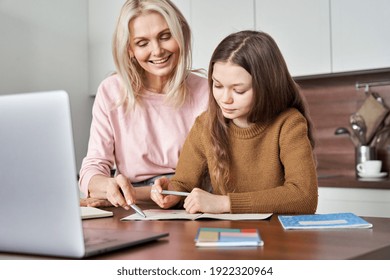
0,90 -> 168,258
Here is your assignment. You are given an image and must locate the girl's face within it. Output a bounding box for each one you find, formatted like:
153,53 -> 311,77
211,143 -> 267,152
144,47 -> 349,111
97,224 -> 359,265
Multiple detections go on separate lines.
212,61 -> 254,128
129,12 -> 180,84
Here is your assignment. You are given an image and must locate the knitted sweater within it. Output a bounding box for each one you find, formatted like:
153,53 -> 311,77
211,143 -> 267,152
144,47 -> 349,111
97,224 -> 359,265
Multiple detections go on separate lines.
171,108 -> 318,214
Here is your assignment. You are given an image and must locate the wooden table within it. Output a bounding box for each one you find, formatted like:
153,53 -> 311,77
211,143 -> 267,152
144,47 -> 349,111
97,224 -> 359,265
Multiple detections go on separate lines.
82,207 -> 390,260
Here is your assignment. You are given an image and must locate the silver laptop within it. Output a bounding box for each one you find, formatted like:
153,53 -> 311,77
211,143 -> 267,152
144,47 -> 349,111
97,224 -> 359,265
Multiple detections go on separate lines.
0,90 -> 168,258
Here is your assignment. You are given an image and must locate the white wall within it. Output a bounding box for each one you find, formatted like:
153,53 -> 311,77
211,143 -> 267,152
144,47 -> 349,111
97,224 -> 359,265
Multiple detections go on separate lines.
0,0 -> 91,170
88,0 -> 125,97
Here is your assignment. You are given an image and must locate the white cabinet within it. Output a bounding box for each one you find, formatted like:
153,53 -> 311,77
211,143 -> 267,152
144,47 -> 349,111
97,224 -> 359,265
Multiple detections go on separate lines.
331,0 -> 390,73
189,0 -> 255,71
255,0 -> 331,77
317,187 -> 390,218
255,0 -> 390,76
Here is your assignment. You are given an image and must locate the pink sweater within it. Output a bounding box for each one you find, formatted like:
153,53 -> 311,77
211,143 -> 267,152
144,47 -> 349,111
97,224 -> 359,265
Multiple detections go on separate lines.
79,73 -> 208,196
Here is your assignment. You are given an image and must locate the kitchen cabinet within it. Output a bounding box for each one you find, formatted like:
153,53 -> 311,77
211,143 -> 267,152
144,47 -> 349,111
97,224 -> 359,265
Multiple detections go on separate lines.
317,187 -> 390,218
255,0 -> 331,77
331,0 -> 390,73
255,0 -> 390,76
186,0 -> 255,71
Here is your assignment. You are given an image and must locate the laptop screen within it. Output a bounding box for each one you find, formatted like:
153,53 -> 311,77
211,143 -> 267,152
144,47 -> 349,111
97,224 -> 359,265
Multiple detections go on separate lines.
0,91 -> 87,257
0,90 -> 168,258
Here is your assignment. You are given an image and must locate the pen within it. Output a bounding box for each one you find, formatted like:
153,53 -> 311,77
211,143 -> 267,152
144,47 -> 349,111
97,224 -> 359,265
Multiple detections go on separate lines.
130,204 -> 146,218
161,190 -> 190,197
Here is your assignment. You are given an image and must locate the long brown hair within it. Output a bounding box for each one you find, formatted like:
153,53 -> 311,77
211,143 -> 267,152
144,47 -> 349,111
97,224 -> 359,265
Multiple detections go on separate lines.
207,30 -> 315,191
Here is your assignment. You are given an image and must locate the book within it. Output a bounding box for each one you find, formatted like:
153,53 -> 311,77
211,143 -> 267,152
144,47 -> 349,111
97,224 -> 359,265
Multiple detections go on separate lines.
80,206 -> 113,220
121,209 -> 272,221
195,227 -> 264,247
278,212 -> 373,230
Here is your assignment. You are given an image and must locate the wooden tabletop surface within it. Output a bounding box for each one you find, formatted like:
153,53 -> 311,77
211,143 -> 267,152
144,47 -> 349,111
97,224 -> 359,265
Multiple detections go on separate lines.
82,206 -> 390,260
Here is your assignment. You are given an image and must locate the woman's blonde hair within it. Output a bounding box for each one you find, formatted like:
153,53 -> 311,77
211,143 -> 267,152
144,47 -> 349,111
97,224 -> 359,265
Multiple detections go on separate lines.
112,0 -> 192,110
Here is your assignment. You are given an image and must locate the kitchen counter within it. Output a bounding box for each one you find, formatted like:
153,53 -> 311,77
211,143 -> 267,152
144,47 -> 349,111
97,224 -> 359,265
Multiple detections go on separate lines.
316,175 -> 390,217
318,174 -> 390,189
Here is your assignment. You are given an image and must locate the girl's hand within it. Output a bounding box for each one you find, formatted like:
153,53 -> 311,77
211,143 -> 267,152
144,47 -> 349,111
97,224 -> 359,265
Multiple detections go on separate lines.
183,188 -> 231,214
150,177 -> 181,209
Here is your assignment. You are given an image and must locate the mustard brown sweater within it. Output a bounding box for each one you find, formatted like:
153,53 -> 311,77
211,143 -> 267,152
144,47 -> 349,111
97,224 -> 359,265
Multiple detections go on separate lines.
171,108 -> 318,214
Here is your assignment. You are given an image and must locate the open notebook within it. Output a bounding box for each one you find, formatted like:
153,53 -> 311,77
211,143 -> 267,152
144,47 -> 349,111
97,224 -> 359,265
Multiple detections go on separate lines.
122,209 -> 272,221
0,91 -> 168,258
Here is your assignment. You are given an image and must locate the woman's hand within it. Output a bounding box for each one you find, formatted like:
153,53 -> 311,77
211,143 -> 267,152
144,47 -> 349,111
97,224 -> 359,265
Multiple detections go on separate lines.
89,174 -> 136,210
150,177 -> 181,209
79,197 -> 112,207
183,188 -> 231,214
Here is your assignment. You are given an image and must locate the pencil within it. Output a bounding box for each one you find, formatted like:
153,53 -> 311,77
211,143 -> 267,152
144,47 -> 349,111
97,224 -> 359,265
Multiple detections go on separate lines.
130,204 -> 146,218
161,190 -> 190,197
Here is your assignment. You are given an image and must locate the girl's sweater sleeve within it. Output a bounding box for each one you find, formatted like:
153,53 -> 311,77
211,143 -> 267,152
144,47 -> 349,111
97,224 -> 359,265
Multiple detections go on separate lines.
170,115 -> 208,192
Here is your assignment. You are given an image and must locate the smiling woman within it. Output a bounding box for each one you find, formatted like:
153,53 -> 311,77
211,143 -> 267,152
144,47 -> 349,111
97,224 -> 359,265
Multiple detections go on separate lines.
129,12 -> 180,89
78,0 -> 209,209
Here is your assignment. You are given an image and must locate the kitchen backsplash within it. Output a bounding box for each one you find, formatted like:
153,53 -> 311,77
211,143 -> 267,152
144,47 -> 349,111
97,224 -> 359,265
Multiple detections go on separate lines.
296,70 -> 390,177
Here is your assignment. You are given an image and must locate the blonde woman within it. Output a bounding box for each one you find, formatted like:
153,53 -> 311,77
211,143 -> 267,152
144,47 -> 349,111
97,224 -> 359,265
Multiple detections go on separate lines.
152,30 -> 318,214
79,0 -> 208,209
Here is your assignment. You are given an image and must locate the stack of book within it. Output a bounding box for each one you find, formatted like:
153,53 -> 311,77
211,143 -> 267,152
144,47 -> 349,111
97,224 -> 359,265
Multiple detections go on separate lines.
194,227 -> 263,247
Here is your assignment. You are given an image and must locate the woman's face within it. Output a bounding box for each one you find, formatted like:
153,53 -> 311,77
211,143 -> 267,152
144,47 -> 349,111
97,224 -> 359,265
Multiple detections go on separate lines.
129,12 -> 180,83
212,61 -> 254,128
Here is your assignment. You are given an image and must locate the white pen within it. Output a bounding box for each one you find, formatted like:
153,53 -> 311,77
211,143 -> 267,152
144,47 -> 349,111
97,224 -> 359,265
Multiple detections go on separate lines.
129,204 -> 146,218
161,190 -> 190,197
